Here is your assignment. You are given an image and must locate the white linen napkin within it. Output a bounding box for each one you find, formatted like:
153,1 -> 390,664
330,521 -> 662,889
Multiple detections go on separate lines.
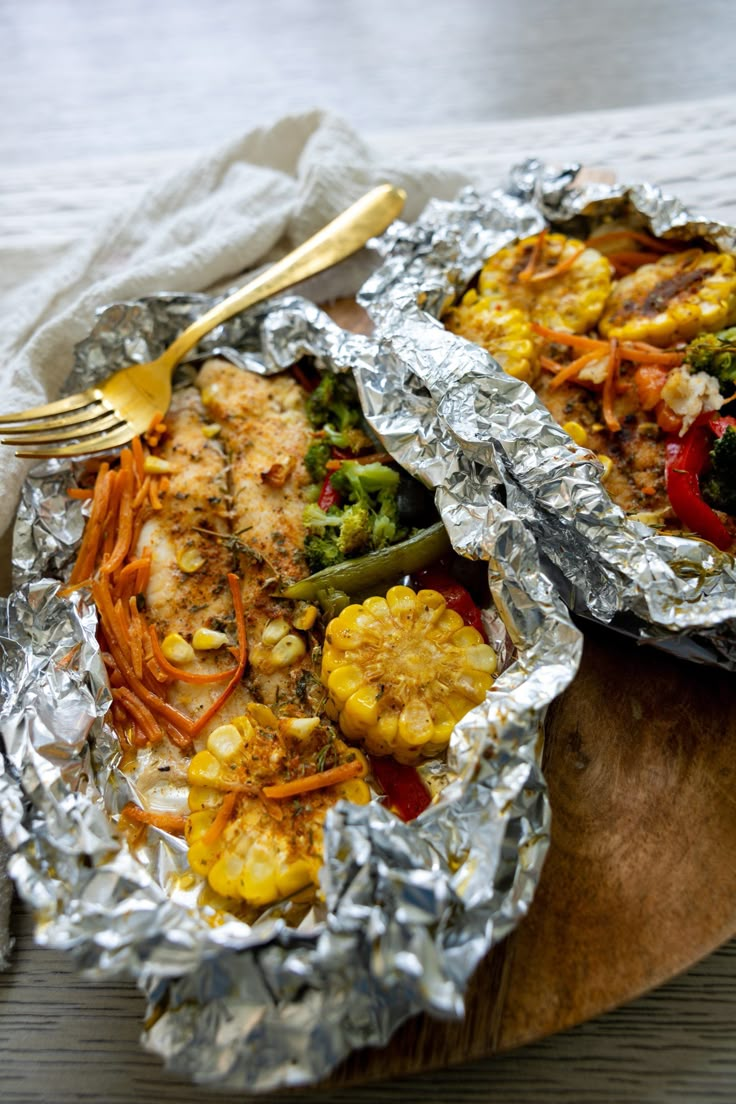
0,109 -> 469,542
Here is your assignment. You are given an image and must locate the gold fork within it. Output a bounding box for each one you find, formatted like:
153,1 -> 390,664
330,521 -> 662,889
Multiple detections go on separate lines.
0,183 -> 406,459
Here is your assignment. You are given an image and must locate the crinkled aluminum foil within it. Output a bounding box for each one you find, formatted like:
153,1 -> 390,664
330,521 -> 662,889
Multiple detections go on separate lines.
0,288 -> 581,1090
359,161 -> 736,668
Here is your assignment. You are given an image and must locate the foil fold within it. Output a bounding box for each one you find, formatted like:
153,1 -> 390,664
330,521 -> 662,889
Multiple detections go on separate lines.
0,286 -> 580,1089
359,162 -> 736,668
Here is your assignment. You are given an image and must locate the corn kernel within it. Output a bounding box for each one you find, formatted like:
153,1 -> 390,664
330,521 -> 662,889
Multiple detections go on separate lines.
276,859 -> 314,898
292,604 -> 318,631
207,723 -> 244,764
336,778 -> 372,805
188,749 -> 225,787
193,627 -> 230,650
270,634 -> 306,668
246,703 -> 278,729
161,632 -> 195,665
188,785 -> 222,812
261,618 -> 290,646
143,456 -> 174,474
597,454 -> 613,481
327,664 -> 366,705
202,423 -> 221,438
280,716 -> 321,741
563,421 -> 588,446
177,548 -> 205,574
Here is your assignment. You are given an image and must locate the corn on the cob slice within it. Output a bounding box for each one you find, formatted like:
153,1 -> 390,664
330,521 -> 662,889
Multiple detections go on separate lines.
186,708 -> 370,907
444,293 -> 537,383
599,249 -> 736,346
321,585 -> 497,765
477,232 -> 612,334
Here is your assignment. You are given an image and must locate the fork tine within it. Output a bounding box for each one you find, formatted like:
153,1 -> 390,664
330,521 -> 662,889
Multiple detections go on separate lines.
14,422 -> 139,459
0,401 -> 111,435
0,388 -> 100,425
1,411 -> 124,446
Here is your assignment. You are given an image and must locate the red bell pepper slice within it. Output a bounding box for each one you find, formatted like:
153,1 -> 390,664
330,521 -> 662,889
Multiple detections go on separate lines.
317,475 -> 341,511
664,418 -> 732,551
412,566 -> 487,640
369,755 -> 431,822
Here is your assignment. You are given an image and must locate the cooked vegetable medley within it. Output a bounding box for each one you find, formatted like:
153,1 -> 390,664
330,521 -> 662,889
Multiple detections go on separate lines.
443,227 -> 736,550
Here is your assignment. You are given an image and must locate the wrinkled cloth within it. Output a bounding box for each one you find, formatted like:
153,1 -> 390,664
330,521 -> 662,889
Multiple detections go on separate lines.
0,109 -> 469,542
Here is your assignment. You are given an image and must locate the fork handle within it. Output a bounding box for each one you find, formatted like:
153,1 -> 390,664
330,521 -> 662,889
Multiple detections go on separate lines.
161,183 -> 406,369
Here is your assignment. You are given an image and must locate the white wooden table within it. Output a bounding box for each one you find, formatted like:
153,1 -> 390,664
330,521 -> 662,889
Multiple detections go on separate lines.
2,3 -> 736,1098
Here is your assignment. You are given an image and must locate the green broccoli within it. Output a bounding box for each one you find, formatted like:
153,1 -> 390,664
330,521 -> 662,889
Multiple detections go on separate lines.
304,439 -> 331,482
702,426 -> 736,515
321,423 -> 373,453
303,534 -> 344,573
302,460 -> 405,570
684,327 -> 736,396
329,460 -> 400,505
306,373 -> 362,433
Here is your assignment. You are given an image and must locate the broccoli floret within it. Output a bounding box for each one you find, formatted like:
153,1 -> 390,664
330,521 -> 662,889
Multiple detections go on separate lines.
329,460 -> 400,505
306,373 -> 362,433
702,426 -> 736,515
337,503 -> 373,556
302,503 -> 342,532
304,439 -> 331,482
322,424 -> 373,453
303,534 -> 344,573
684,327 -> 736,396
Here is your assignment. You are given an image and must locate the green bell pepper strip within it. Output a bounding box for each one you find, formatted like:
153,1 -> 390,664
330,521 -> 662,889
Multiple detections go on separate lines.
283,521 -> 451,604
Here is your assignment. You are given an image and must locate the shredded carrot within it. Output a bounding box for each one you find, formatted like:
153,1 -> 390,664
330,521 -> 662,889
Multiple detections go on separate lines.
67,464 -> 112,586
149,625 -> 237,685
517,228 -> 548,283
66,487 -> 94,500
641,486 -> 657,496
128,596 -> 145,680
526,245 -> 587,284
122,802 -> 187,834
113,687 -> 164,744
202,791 -> 238,847
133,475 -> 151,509
586,229 -> 682,254
102,467 -> 134,575
548,350 -> 606,390
262,758 -> 362,800
92,575 -> 194,740
188,574 -> 247,738
149,478 -> 163,511
146,657 -> 170,684
131,435 -> 145,485
602,339 -> 622,433
531,323 -> 684,367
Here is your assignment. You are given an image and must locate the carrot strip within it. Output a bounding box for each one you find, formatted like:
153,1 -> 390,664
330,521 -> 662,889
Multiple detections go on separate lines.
67,464 -> 112,585
131,435 -> 145,485
128,596 -> 145,680
102,467 -> 134,575
262,758 -> 362,800
548,350 -> 605,390
517,228 -> 548,283
135,553 -> 151,593
188,574 -> 247,738
146,657 -> 170,684
531,323 -> 684,366
202,792 -> 238,847
586,230 -> 682,254
526,245 -> 586,284
602,339 -> 622,433
92,576 -> 194,739
113,687 -> 164,744
149,478 -> 163,511
531,323 -> 608,354
66,487 -> 94,500
149,625 -> 237,684
121,802 -> 187,834
133,475 -> 151,509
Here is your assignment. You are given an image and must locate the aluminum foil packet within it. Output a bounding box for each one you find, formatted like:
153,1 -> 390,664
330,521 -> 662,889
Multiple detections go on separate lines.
0,288 -> 581,1091
359,161 -> 736,669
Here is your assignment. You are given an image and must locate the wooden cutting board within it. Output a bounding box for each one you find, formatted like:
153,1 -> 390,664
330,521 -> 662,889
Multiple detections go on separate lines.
323,299 -> 736,1084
